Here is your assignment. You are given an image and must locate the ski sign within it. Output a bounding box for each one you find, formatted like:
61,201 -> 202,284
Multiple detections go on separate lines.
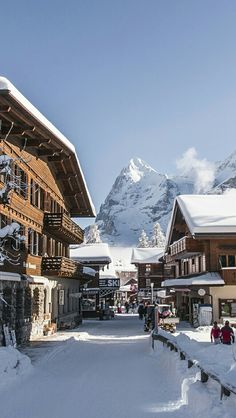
99,279 -> 120,289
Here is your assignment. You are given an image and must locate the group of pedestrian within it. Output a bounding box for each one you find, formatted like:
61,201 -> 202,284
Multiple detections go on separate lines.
124,300 -> 137,314
210,320 -> 235,345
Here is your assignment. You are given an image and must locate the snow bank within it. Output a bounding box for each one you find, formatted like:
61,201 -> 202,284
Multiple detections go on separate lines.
0,347 -> 32,389
153,338 -> 236,416
158,328 -> 236,388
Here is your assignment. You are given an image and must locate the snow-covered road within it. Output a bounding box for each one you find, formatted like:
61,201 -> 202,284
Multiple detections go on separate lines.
0,315 -> 236,418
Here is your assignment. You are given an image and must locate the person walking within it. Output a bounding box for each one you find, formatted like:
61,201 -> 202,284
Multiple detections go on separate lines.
124,301 -> 129,314
221,320 -> 235,345
210,321 -> 221,344
138,301 -> 145,320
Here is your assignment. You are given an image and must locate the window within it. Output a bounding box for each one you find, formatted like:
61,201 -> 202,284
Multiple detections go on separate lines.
13,164 -> 28,199
146,278 -> 151,287
220,255 -> 236,268
219,299 -> 236,317
145,264 -> 151,275
28,230 -> 42,256
30,179 -> 45,209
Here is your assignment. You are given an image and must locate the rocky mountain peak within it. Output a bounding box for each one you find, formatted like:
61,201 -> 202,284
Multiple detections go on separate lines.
87,150 -> 236,246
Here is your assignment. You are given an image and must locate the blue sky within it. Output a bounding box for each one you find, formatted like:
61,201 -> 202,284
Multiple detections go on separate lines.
1,1 -> 236,224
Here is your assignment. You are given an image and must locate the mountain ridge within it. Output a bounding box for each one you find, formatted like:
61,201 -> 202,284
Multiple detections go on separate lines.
87,152 -> 236,246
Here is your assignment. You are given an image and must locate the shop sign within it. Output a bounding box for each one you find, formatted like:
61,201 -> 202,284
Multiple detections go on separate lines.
59,289 -> 65,305
99,278 -> 120,289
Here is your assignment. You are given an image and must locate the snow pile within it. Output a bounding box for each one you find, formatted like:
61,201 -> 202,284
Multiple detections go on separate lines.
0,346 -> 32,389
158,328 -> 236,388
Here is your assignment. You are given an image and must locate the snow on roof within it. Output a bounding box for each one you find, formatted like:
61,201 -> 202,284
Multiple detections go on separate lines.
28,275 -> 50,285
109,247 -> 137,272
100,263 -> 117,279
70,243 -> 112,263
83,267 -> 96,277
131,247 -> 164,264
0,272 -> 21,282
0,77 -> 96,217
161,272 -> 224,288
177,194 -> 236,235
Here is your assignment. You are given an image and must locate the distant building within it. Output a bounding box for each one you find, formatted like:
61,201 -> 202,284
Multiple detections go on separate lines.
131,247 -> 164,301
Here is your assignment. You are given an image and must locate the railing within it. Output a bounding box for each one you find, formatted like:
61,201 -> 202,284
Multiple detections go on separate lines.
44,213 -> 84,244
168,236 -> 203,258
41,256 -> 80,277
152,331 -> 236,399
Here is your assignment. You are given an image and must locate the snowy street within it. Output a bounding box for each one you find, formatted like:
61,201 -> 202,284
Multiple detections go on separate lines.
1,315 -> 236,418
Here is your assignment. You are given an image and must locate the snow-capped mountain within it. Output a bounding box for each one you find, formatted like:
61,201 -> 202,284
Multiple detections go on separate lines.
92,157 -> 194,246
86,152 -> 236,246
212,151 -> 236,192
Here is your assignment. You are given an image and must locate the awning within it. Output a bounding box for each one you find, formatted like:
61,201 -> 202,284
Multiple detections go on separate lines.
83,267 -> 96,277
27,275 -> 50,286
162,272 -> 224,288
0,272 -> 21,282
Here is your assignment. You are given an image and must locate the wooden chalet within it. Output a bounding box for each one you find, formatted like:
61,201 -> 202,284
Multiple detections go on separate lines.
162,194 -> 236,324
70,243 -> 112,318
131,247 -> 164,302
0,77 -> 95,345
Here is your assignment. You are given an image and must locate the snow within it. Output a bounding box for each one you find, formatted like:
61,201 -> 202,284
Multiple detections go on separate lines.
162,272 -> 224,287
83,267 -> 96,277
109,246 -> 137,272
100,263 -> 117,279
70,243 -> 112,263
176,194 -> 236,235
1,318 -> 236,417
0,272 -> 21,281
131,247 -> 164,264
0,346 -> 32,391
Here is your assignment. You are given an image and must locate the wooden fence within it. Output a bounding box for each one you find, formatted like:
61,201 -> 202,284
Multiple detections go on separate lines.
152,331 -> 236,400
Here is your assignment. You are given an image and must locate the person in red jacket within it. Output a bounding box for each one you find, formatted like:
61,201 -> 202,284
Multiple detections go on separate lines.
221,320 -> 235,345
210,321 -> 221,344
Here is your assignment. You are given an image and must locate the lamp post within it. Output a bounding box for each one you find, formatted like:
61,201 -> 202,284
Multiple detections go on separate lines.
151,282 -> 154,304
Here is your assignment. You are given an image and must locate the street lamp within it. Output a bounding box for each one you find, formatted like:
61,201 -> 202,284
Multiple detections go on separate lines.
151,282 -> 154,304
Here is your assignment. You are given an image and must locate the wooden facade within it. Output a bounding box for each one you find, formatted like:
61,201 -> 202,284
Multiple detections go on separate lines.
163,199 -> 236,323
0,78 -> 95,345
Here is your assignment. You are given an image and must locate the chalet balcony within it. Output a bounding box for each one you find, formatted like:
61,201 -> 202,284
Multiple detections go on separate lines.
41,256 -> 81,278
167,236 -> 203,261
44,213 -> 84,244
220,268 -> 236,285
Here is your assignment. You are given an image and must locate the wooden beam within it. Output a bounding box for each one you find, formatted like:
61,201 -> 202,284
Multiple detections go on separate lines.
25,138 -> 52,147
0,125 -> 36,135
48,154 -> 65,162
64,191 -> 83,197
56,172 -> 78,180
38,148 -> 62,156
0,106 -> 11,113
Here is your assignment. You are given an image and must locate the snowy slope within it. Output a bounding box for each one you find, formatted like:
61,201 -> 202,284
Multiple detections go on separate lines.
87,152 -> 236,246
94,158 -> 194,246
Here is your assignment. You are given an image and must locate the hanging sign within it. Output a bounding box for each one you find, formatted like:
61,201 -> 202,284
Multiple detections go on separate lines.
99,279 -> 120,289
59,289 -> 65,305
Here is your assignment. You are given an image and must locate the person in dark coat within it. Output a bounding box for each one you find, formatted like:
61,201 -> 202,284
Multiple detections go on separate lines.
221,320 -> 235,345
138,301 -> 145,320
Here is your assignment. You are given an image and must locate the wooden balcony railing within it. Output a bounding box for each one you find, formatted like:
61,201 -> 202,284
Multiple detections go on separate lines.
41,256 -> 80,278
44,213 -> 84,244
167,236 -> 203,261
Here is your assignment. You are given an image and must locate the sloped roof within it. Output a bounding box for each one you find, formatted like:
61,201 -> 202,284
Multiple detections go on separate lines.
131,247 -> 164,264
166,194 -> 236,246
0,77 -> 95,217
